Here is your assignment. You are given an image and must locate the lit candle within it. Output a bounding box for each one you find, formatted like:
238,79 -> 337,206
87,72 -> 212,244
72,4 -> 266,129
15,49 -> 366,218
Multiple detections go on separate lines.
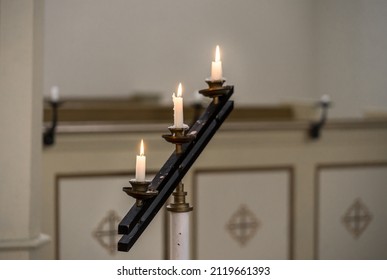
172,83 -> 184,128
135,139 -> 146,181
50,86 -> 59,102
211,45 -> 223,81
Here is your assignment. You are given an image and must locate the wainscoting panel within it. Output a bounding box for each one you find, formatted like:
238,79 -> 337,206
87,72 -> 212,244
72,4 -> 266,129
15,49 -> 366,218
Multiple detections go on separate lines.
57,175 -> 164,259
194,168 -> 293,259
316,164 -> 387,259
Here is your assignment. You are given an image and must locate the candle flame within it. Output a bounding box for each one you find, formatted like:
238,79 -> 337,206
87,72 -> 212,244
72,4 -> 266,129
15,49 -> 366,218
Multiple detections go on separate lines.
215,45 -> 221,62
140,139 -> 144,156
177,83 -> 183,97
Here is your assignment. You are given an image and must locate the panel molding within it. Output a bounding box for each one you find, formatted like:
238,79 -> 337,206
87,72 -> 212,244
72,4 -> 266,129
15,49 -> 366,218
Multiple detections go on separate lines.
314,161 -> 387,259
54,170 -> 164,259
192,166 -> 294,260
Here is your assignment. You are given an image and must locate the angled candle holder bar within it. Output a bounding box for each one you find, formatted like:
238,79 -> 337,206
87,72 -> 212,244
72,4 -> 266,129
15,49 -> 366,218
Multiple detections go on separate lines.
118,86 -> 234,235
117,86 -> 234,252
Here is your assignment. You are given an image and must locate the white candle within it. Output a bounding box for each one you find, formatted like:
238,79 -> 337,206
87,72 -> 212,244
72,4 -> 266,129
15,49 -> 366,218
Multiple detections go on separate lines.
211,45 -> 223,81
135,139 -> 146,181
321,94 -> 331,104
172,83 -> 184,128
50,86 -> 59,102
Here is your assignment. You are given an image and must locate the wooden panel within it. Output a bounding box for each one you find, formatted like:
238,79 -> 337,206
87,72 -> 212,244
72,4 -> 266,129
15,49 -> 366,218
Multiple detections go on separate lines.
316,163 -> 387,259
194,168 -> 293,259
57,174 -> 164,259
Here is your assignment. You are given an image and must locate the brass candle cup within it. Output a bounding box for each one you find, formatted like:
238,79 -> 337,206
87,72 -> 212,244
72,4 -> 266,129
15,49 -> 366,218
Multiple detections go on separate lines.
162,125 -> 195,154
123,179 -> 158,207
199,78 -> 228,104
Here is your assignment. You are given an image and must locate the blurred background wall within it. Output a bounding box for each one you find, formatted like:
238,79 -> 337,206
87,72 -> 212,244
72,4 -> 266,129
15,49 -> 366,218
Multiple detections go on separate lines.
43,0 -> 387,118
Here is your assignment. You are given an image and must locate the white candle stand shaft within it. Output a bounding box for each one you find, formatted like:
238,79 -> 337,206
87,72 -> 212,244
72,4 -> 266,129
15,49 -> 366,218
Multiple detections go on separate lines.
169,211 -> 190,260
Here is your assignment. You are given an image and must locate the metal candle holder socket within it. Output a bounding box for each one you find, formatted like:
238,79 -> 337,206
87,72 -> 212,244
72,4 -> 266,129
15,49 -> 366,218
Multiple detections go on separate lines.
162,125 -> 195,213
166,181 -> 193,213
162,125 -> 195,154
199,79 -> 228,104
123,179 -> 158,207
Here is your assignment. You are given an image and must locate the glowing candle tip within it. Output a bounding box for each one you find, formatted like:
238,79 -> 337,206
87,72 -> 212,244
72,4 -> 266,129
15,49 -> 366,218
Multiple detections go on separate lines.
215,45 -> 220,62
177,83 -> 182,97
140,139 -> 144,156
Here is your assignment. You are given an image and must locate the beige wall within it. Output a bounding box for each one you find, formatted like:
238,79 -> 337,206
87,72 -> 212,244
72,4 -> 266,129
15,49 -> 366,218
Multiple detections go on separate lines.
316,0 -> 387,118
43,0 -> 316,105
43,0 -> 387,118
0,0 -> 47,259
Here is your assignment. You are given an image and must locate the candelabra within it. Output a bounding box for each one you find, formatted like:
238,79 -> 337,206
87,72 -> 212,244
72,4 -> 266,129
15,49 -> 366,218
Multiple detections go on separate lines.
118,79 -> 234,258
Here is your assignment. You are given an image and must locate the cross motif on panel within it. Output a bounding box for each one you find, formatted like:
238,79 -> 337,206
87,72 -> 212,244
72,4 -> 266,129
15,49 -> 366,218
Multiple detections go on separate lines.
92,210 -> 121,255
342,198 -> 372,239
226,204 -> 260,246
